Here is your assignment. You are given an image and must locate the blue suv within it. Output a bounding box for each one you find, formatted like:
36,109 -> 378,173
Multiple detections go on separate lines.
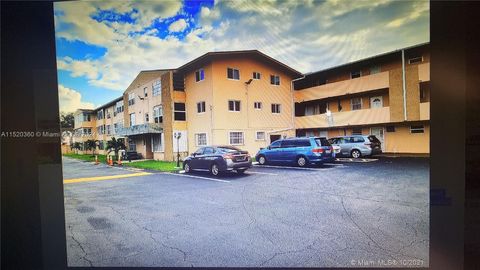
255,137 -> 334,167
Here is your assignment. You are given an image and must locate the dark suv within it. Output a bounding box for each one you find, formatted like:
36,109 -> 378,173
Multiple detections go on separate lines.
183,146 -> 252,176
255,137 -> 334,167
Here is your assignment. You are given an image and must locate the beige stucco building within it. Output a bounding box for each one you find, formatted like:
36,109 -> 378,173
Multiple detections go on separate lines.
72,43 -> 430,158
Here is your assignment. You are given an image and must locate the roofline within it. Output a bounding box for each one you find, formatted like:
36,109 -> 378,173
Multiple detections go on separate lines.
93,96 -> 123,111
176,50 -> 302,77
304,42 -> 430,77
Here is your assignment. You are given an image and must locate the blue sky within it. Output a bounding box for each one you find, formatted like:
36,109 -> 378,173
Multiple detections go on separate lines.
54,0 -> 429,112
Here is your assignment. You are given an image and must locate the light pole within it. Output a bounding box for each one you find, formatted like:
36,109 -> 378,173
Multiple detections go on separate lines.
174,132 -> 181,168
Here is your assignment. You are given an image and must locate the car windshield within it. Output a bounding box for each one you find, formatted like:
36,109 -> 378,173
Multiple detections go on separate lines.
217,146 -> 241,153
315,137 -> 331,147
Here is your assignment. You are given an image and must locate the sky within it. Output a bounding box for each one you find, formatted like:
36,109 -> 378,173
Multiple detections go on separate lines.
54,0 -> 429,113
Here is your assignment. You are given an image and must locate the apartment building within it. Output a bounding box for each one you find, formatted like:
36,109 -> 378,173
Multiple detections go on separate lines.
294,43 -> 430,154
176,50 -> 302,155
72,43 -> 430,159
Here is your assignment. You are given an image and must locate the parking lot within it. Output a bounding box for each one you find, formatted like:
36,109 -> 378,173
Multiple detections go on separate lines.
63,156 -> 429,267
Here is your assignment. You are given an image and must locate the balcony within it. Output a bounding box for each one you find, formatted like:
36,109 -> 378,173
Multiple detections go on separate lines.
420,102 -> 430,120
295,107 -> 391,129
116,123 -> 163,136
294,71 -> 390,102
418,63 -> 430,82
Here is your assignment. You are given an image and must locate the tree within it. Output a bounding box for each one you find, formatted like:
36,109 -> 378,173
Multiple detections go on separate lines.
60,112 -> 75,128
70,142 -> 82,154
106,137 -> 126,159
85,139 -> 98,155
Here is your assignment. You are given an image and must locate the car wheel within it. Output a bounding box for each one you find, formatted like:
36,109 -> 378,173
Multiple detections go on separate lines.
236,169 -> 246,174
351,149 -> 361,158
210,163 -> 220,176
257,155 -> 267,165
183,162 -> 191,173
297,156 -> 308,167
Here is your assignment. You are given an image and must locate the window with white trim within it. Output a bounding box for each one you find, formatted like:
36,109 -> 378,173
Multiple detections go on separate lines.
195,133 -> 207,146
197,101 -> 206,113
271,103 -> 281,114
410,125 -> 425,133
227,68 -> 240,80
195,69 -> 205,82
255,131 -> 266,141
254,102 -> 262,110
270,75 -> 280,85
152,79 -> 161,96
115,100 -> 124,115
174,103 -> 186,121
153,105 -> 163,123
351,97 -> 362,110
228,100 -> 241,111
253,72 -> 261,80
229,132 -> 244,145
128,92 -> 135,106
129,113 -> 136,126
152,134 -> 163,152
106,109 -> 111,119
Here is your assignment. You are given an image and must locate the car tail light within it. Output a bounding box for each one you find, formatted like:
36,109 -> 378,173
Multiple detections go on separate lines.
364,142 -> 372,147
312,148 -> 324,153
222,153 -> 234,159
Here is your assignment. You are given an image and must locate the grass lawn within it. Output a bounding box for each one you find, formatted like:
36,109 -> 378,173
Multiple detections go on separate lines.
63,153 -> 108,163
123,160 -> 180,172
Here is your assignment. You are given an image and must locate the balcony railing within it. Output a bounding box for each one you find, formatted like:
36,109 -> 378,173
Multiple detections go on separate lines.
116,123 -> 163,136
294,71 -> 390,103
420,102 -> 430,120
295,106 -> 391,129
418,63 -> 430,82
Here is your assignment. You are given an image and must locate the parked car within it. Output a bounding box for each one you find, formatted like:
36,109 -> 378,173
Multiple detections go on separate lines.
332,145 -> 341,156
328,135 -> 382,158
183,146 -> 252,176
122,151 -> 142,161
255,137 -> 334,167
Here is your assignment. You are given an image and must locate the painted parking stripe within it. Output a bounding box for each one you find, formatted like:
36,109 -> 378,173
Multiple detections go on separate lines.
163,172 -> 230,183
64,172 -> 152,184
252,164 -> 332,171
323,163 -> 344,166
246,171 -> 278,176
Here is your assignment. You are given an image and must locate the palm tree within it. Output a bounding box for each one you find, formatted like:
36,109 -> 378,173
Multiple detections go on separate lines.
70,142 -> 82,154
85,139 -> 98,156
106,137 -> 126,160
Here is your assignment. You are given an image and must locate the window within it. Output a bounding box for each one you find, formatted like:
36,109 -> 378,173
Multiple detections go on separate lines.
386,126 -> 396,132
153,105 -> 163,123
408,56 -> 423,64
145,113 -> 149,123
97,110 -> 104,120
305,131 -> 315,137
97,125 -> 105,135
106,125 -> 111,135
128,138 -> 136,151
410,125 -> 425,133
128,93 -> 135,106
129,113 -> 136,126
204,147 -> 215,155
254,102 -> 262,110
116,101 -> 124,114
143,87 -> 148,97
271,103 -> 281,114
253,72 -> 261,80
197,101 -> 206,113
152,134 -> 162,152
270,140 -> 281,148
229,132 -> 244,145
352,128 -> 363,135
270,75 -> 280,85
228,100 -> 241,112
106,109 -> 111,119
174,103 -> 186,121
350,136 -> 365,143
195,133 -> 207,146
351,98 -> 362,110
256,131 -> 266,141
83,128 -> 92,135
350,71 -> 361,79
370,66 -> 381,74
227,68 -> 240,80
152,79 -> 161,96
114,123 -> 123,134
305,103 -> 326,115
195,69 -> 205,82
98,141 -> 104,150
82,113 -> 91,122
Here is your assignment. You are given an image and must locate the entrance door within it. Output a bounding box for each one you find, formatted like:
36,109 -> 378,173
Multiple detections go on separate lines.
270,134 -> 281,143
370,127 -> 385,151
370,96 -> 383,108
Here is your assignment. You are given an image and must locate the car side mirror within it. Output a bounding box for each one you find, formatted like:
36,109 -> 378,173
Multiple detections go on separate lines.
192,153 -> 196,157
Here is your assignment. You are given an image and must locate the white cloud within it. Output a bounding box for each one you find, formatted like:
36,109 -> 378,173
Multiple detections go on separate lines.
57,57 -> 99,80
168,19 -> 188,32
58,84 -> 95,112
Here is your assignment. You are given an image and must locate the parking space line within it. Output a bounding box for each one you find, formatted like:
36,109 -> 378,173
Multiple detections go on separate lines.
64,172 -> 151,184
163,172 -> 230,183
323,163 -> 344,166
253,164 -> 331,171
246,171 -> 278,176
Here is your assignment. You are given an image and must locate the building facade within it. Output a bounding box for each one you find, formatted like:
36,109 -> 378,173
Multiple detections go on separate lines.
72,43 -> 430,158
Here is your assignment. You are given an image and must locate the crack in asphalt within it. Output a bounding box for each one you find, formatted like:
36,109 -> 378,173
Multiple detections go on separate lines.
68,225 -> 93,267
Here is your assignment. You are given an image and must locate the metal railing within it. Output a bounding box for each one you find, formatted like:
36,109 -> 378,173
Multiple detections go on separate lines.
116,123 -> 163,136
